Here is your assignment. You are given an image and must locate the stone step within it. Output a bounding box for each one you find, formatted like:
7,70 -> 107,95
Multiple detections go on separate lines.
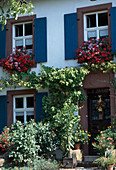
0,158 -> 5,167
78,161 -> 98,168
84,156 -> 99,162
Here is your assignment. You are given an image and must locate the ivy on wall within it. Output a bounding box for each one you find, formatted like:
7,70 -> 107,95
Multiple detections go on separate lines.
0,61 -> 115,155
0,61 -> 115,115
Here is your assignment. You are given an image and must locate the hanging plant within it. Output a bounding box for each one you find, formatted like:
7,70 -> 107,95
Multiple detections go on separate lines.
75,38 -> 113,66
0,48 -> 35,74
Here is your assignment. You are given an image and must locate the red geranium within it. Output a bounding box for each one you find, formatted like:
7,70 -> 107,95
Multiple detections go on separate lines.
75,38 -> 113,66
0,127 -> 13,152
0,48 -> 35,74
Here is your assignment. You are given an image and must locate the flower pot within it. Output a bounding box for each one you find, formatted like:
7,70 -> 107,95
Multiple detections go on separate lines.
106,164 -> 114,170
74,143 -> 81,150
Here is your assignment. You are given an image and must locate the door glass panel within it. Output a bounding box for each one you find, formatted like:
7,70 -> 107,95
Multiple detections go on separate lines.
91,99 -> 99,120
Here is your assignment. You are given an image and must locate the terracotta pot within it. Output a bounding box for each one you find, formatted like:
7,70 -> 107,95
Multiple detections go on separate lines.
106,164 -> 114,170
74,143 -> 81,150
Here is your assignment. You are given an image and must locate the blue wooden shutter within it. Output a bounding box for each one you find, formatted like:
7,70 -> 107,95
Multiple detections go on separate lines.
35,92 -> 48,122
111,7 -> 116,53
0,96 -> 7,133
34,17 -> 47,63
64,13 -> 78,60
0,25 -> 6,61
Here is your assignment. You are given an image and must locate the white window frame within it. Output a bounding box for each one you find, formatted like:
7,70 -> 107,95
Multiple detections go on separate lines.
13,94 -> 34,124
12,21 -> 33,51
84,10 -> 108,41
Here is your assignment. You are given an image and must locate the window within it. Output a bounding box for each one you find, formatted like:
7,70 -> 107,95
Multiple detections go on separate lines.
84,11 -> 108,41
77,3 -> 112,47
6,15 -> 36,57
13,22 -> 33,51
13,95 -> 34,123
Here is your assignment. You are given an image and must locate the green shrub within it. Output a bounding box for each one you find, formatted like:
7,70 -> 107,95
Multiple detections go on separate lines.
30,157 -> 59,170
36,122 -> 59,155
8,120 -> 39,165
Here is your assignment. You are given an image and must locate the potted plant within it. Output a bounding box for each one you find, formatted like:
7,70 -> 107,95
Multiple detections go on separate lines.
92,128 -> 115,156
75,38 -> 113,66
72,124 -> 89,150
95,156 -> 107,169
105,157 -> 116,170
0,47 -> 35,74
95,156 -> 116,170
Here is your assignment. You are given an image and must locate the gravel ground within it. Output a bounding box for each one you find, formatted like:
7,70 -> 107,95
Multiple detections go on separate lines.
60,168 -> 98,170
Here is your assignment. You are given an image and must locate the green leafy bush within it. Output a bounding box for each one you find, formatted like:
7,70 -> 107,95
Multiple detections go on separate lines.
8,120 -> 39,165
50,102 -> 80,155
36,122 -> 59,154
30,157 -> 59,170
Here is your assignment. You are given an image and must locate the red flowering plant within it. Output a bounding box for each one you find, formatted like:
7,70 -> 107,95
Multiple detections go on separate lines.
0,127 -> 13,152
75,38 -> 113,66
0,48 -> 35,74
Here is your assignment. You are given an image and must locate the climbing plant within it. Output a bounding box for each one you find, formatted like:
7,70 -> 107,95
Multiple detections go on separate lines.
0,38 -> 115,155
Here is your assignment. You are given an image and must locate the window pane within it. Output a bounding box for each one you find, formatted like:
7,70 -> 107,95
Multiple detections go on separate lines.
27,97 -> 34,108
25,23 -> 32,36
15,39 -> 23,49
99,29 -> 108,38
87,14 -> 96,28
25,39 -> 32,45
16,113 -> 24,123
27,115 -> 34,121
87,31 -> 97,39
16,116 -> 24,123
15,25 -> 23,37
16,98 -> 23,108
98,13 -> 108,26
26,45 -> 33,50
27,111 -> 34,122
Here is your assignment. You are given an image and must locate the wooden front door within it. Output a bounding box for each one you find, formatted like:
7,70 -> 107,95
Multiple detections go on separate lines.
87,88 -> 111,155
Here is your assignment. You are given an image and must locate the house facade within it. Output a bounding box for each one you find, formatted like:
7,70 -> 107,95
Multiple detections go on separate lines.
0,0 -> 116,156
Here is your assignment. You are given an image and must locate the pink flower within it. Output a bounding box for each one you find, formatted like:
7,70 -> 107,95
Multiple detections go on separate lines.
101,136 -> 105,139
